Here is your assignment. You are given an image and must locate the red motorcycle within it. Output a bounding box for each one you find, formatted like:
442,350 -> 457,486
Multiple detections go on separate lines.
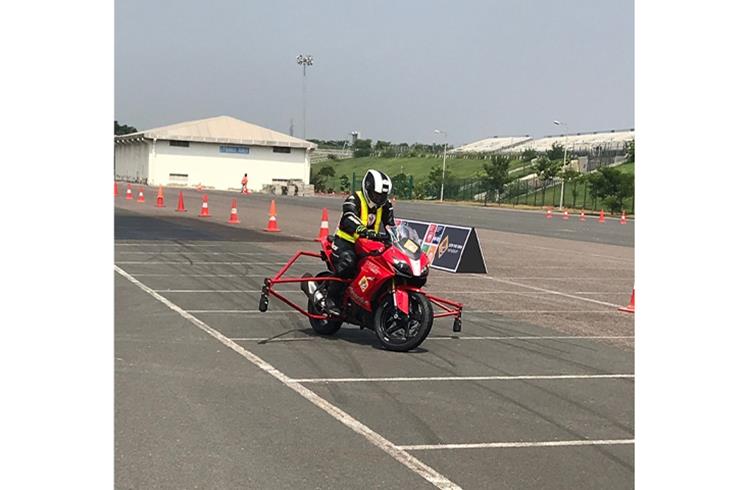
259,223 -> 463,352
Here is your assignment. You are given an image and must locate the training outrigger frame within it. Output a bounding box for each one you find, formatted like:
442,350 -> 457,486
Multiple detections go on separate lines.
259,249 -> 464,330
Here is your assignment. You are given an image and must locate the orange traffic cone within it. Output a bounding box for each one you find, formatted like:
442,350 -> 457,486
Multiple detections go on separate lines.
114,182 -> 119,197
125,184 -> 133,200
619,211 -> 627,224
176,191 -> 187,212
618,289 -> 635,313
156,186 -> 164,208
199,194 -> 210,217
562,209 -> 570,220
264,200 -> 280,232
137,188 -> 145,203
545,208 -> 553,219
317,208 -> 329,241
228,199 -> 240,224
598,209 -> 605,223
579,211 -> 586,221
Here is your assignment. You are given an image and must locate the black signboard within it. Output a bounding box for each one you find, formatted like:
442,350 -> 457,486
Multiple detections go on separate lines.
394,218 -> 487,273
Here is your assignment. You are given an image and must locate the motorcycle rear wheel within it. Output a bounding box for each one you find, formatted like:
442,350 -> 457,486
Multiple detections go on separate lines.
307,272 -> 343,335
373,291 -> 433,352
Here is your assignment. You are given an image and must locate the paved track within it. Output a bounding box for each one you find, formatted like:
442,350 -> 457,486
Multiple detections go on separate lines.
115,188 -> 634,489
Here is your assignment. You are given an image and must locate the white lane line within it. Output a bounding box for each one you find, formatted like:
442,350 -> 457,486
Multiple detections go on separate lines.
115,243 -> 224,247
113,265 -> 460,490
229,335 -> 634,342
150,289 -> 624,295
154,289 -> 298,293
116,251 -> 287,256
186,309 -> 618,314
427,290 -> 627,295
131,274 -> 270,278
473,275 -> 622,308
291,374 -> 634,384
116,261 -> 286,265
503,277 -> 633,281
399,439 -> 634,451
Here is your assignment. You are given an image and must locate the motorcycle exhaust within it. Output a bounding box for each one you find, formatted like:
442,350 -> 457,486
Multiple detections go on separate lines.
300,273 -> 325,306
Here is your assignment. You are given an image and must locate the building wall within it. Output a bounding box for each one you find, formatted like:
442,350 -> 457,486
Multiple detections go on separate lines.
114,140 -> 150,183
147,140 -> 310,191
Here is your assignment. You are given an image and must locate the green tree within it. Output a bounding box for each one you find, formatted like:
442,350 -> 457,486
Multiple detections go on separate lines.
560,168 -> 582,207
533,156 -> 561,206
546,143 -> 565,161
353,138 -> 372,158
390,172 -> 410,199
339,174 -> 350,192
481,155 -> 511,203
318,165 -> 335,178
521,148 -> 538,162
423,164 -> 456,199
587,167 -> 634,213
533,156 -> 561,182
115,120 -> 138,135
625,139 -> 635,163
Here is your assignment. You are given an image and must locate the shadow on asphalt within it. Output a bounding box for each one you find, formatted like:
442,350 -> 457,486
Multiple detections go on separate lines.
255,326 -> 429,353
115,208 -> 305,243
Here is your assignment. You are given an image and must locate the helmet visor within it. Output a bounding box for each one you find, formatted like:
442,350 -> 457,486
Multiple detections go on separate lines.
370,190 -> 388,207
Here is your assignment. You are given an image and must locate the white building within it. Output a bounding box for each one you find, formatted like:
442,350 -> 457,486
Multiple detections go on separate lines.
114,115 -> 317,191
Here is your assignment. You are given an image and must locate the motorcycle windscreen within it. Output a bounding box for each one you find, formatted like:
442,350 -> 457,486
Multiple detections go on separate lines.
394,289 -> 409,314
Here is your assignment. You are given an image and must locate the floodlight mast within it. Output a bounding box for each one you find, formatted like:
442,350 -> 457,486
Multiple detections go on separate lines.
434,129 -> 448,202
553,120 -> 569,210
296,54 -> 314,139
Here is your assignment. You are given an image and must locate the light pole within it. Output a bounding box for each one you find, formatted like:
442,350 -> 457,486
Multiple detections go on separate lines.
553,120 -> 568,210
434,129 -> 447,202
296,54 -> 313,139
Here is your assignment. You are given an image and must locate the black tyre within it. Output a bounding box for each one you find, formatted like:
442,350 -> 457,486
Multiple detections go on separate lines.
373,292 -> 433,352
307,272 -> 343,335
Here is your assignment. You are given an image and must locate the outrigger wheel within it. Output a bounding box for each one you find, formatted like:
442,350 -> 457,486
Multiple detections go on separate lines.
258,279 -> 270,312
452,316 -> 462,333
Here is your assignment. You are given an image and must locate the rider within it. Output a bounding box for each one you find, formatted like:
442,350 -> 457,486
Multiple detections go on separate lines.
325,169 -> 396,316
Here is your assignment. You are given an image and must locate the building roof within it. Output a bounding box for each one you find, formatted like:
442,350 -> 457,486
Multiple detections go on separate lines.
115,115 -> 316,150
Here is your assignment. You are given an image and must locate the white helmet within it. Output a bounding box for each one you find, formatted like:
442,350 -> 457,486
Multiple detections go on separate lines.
362,169 -> 392,208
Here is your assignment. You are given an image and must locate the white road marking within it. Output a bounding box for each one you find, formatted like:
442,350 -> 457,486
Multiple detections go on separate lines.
473,275 -> 622,308
145,289 -> 625,296
428,290 -> 627,295
399,439 -> 634,451
116,261 -> 286,265
114,265 -> 460,490
154,289 -> 298,293
229,335 -> 634,342
116,251 -> 287,256
131,274 -> 270,278
186,309 -> 618,314
291,374 -> 634,384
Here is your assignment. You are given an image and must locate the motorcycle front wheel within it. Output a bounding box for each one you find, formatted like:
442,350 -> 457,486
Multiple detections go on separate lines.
373,291 -> 433,352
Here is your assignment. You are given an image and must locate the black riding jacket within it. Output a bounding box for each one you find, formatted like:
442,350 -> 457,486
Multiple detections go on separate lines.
338,192 -> 396,237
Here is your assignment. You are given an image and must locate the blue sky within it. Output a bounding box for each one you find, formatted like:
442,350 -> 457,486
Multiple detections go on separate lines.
116,0 -> 633,145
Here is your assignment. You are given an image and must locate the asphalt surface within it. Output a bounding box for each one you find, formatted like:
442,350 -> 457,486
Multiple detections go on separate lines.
115,187 -> 634,489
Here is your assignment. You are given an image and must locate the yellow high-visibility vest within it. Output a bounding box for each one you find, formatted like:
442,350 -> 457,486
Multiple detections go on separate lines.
335,191 -> 382,243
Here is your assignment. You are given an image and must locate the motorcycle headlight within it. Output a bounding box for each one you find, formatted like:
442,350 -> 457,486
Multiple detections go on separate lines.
393,260 -> 412,275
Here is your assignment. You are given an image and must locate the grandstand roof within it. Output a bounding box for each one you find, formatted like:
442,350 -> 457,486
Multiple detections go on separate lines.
452,129 -> 634,155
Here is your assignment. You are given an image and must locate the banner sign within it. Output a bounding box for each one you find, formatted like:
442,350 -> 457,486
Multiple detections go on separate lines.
394,218 -> 487,273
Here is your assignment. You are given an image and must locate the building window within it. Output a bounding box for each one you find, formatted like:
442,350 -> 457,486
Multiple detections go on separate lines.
169,140 -> 190,147
168,173 -> 188,184
273,146 -> 291,153
220,145 -> 250,154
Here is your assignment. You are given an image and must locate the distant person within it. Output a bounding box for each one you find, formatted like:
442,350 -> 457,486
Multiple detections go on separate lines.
241,173 -> 248,193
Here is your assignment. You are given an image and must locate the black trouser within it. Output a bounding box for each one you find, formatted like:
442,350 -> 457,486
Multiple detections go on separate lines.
327,236 -> 357,302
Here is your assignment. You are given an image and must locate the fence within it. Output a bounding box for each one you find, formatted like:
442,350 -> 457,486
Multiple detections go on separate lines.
347,172 -> 633,214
